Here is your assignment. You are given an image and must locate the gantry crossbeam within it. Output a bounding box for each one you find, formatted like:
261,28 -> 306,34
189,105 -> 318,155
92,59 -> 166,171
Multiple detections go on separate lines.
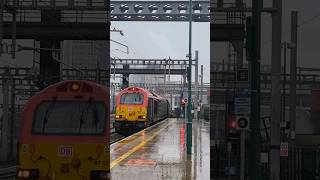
112,68 -> 186,75
111,58 -> 196,66
110,1 -> 210,22
3,0 -> 107,10
2,0 -> 109,40
2,22 -> 107,39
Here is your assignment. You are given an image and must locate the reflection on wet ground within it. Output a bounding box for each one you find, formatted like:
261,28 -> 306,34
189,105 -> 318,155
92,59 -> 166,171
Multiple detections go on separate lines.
110,118 -> 210,180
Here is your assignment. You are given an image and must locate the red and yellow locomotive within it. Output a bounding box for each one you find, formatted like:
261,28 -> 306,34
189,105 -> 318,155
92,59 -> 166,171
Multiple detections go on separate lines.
114,86 -> 169,134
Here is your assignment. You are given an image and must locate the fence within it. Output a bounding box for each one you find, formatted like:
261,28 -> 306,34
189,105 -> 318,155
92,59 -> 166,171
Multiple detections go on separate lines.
279,147 -> 320,180
211,143 -> 320,180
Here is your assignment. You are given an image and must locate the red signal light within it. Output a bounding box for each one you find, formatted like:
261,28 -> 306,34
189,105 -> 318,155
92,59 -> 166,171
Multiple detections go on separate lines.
226,115 -> 240,139
228,116 -> 238,130
181,99 -> 187,105
230,120 -> 237,129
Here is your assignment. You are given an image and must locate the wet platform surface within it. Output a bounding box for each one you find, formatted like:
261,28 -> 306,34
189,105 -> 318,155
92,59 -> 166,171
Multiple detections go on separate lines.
110,118 -> 210,180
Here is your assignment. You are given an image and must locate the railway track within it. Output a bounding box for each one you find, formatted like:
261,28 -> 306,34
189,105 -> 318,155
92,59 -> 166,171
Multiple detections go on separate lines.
109,118 -> 171,145
110,132 -> 126,144
0,166 -> 16,179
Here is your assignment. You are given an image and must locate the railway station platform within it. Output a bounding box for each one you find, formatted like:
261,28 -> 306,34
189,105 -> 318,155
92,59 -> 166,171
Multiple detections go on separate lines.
110,118 -> 210,180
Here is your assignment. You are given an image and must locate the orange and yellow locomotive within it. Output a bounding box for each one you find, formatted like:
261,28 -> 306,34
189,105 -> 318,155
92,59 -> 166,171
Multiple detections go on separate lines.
114,86 -> 169,134
16,80 -> 110,180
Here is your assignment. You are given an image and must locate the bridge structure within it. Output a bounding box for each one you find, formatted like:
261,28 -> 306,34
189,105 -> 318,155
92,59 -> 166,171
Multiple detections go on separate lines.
110,54 -> 200,88
111,58 -> 193,76
110,1 -> 210,22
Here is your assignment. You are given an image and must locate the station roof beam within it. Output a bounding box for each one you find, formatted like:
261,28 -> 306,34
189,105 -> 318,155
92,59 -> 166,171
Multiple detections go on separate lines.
110,1 -> 210,22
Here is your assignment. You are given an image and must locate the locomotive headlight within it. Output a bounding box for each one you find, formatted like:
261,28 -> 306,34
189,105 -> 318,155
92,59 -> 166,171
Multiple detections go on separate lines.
22,170 -> 30,178
115,115 -> 122,119
17,170 -> 23,178
17,169 -> 39,179
138,115 -> 146,119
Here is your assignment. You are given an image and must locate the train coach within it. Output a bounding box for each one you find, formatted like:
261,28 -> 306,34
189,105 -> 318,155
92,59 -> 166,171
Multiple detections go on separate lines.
114,86 -> 169,134
16,80 -> 110,180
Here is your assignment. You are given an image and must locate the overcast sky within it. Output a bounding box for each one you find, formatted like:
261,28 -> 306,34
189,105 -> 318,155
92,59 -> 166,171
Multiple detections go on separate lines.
110,21 -> 210,83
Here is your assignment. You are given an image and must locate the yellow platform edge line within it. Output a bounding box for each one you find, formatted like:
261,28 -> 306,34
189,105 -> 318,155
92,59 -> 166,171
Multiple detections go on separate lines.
111,119 -> 167,146
110,121 -> 172,169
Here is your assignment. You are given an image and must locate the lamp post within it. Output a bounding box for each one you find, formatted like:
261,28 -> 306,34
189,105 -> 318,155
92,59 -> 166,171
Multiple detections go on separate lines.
186,0 -> 193,155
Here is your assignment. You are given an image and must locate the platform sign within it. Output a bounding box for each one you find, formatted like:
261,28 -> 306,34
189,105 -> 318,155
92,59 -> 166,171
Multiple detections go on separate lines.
280,142 -> 289,157
234,96 -> 250,115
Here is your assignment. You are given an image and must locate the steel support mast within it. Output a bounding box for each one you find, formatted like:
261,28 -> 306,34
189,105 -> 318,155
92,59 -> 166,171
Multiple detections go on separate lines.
248,0 -> 262,179
270,0 -> 282,179
195,51 -> 199,120
289,11 -> 298,142
0,0 -> 3,56
186,0 -> 193,155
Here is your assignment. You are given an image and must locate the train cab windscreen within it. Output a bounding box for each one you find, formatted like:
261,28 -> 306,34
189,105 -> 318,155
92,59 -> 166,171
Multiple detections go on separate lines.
32,101 -> 106,135
120,93 -> 143,104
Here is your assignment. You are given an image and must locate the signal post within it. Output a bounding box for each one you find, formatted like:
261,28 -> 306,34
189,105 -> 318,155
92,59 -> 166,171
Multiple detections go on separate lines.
235,68 -> 250,180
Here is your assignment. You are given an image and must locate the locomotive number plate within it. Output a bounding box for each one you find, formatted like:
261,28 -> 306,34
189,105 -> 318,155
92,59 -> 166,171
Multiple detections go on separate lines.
128,107 -> 133,112
58,146 -> 73,157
